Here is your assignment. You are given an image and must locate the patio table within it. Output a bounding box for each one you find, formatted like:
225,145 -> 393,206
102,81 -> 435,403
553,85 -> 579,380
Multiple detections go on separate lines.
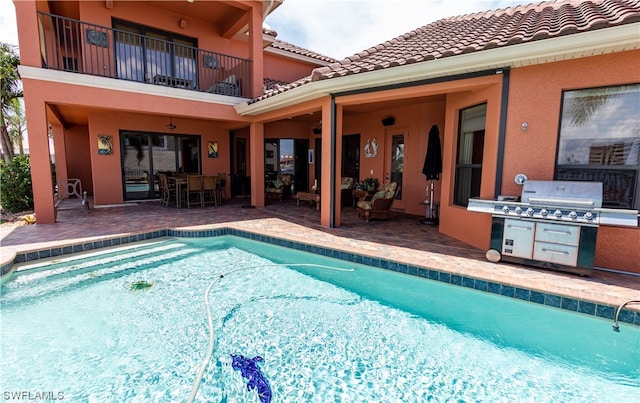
168,177 -> 186,208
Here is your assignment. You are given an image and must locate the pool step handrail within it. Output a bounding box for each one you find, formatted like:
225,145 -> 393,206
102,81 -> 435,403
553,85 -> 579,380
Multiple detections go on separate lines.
612,300 -> 640,332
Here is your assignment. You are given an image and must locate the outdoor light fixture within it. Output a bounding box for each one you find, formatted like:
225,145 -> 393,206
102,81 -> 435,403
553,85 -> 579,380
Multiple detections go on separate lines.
167,116 -> 176,131
521,122 -> 529,131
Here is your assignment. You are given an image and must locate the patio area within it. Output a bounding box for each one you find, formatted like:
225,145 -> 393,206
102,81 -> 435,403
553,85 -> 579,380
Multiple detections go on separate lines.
1,197 -> 638,323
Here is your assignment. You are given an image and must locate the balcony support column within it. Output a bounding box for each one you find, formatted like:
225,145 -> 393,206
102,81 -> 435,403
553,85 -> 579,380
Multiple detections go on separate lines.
249,122 -> 265,207
22,81 -> 56,223
249,4 -> 264,98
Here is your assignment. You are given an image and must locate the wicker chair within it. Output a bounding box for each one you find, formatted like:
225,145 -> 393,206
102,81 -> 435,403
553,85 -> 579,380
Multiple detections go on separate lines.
265,174 -> 294,201
356,182 -> 399,222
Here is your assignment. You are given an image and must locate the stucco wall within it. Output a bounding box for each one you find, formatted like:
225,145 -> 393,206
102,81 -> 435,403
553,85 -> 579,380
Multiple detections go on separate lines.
86,112 -> 231,206
499,51 -> 640,272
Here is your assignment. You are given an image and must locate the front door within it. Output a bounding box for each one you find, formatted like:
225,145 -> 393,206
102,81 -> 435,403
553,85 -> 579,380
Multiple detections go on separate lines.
385,130 -> 405,209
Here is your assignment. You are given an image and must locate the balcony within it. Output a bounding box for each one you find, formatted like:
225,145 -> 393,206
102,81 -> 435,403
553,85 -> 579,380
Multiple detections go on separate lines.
37,12 -> 251,97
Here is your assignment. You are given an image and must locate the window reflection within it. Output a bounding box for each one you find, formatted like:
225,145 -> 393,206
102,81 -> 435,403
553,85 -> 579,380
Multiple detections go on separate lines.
556,84 -> 640,209
558,84 -> 640,166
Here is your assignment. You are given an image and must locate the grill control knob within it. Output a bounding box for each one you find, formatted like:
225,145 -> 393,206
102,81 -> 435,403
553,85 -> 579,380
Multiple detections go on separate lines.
584,212 -> 594,220
502,205 -> 510,213
526,207 -> 535,216
568,211 -> 578,219
514,206 -> 523,214
554,209 -> 563,217
540,208 -> 548,216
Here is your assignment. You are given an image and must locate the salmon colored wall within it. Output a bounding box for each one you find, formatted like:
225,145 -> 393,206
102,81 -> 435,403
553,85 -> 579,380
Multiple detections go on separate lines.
263,53 -> 323,84
440,82 -> 504,249
86,112 -> 231,205
21,78 -> 56,223
342,101 -> 446,217
64,125 -> 93,194
264,121 -> 312,140
595,227 -> 640,271
502,51 -> 640,273
502,50 -> 640,196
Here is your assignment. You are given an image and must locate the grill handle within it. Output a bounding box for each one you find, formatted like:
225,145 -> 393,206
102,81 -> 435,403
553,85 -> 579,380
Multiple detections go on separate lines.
541,248 -> 570,256
526,197 -> 595,207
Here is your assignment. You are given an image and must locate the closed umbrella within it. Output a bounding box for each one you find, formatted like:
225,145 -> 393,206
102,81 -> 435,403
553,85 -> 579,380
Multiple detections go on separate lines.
422,125 -> 442,223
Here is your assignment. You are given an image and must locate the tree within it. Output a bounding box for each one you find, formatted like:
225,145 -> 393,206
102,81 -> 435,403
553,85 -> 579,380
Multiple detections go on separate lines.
6,98 -> 26,155
1,42 -> 23,163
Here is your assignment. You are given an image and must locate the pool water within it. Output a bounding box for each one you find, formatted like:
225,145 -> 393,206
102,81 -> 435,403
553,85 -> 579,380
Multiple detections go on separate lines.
1,236 -> 638,402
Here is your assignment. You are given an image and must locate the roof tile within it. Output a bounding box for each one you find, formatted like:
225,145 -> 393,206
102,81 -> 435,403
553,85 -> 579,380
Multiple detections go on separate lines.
250,0 -> 639,104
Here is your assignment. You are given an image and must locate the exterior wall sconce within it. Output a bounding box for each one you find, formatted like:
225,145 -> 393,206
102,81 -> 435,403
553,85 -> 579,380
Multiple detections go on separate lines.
521,122 -> 529,132
312,127 -> 322,135
179,19 -> 187,29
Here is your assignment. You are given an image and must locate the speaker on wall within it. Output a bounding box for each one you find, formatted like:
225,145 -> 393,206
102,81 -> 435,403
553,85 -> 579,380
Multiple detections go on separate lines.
382,117 -> 395,126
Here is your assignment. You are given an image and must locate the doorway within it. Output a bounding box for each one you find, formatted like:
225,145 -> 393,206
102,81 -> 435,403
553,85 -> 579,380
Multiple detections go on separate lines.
264,139 -> 309,193
385,131 -> 405,209
120,131 -> 200,201
342,134 -> 360,179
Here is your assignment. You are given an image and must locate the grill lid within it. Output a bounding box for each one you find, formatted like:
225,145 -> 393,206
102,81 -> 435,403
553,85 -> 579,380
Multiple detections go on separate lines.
521,180 -> 602,208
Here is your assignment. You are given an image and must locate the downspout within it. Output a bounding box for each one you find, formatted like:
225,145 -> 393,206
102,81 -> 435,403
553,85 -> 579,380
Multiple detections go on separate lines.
494,68 -> 510,198
329,95 -> 337,228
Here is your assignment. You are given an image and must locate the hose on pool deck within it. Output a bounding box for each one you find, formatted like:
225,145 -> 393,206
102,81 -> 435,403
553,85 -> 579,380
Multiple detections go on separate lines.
186,263 -> 356,403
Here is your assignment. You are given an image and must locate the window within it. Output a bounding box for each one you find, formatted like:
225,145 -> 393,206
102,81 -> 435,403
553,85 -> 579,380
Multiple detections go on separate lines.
113,20 -> 197,87
556,84 -> 640,209
454,103 -> 487,207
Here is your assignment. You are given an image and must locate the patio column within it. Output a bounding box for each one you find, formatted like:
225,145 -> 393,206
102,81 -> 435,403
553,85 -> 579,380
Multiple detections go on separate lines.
248,4 -> 264,98
319,97 -> 335,227
333,104 -> 344,227
249,122 -> 265,207
50,123 -> 68,182
22,85 -> 55,223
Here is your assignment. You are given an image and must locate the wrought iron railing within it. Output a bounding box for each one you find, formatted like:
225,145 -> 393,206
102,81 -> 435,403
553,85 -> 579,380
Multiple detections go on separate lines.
37,12 -> 251,97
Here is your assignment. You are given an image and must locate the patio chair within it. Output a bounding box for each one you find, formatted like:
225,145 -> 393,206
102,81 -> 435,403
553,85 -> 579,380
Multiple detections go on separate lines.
356,181 -> 399,222
184,175 -> 203,208
217,172 -> 227,201
158,174 -> 176,207
201,175 -> 218,207
265,173 -> 294,201
54,178 -> 89,216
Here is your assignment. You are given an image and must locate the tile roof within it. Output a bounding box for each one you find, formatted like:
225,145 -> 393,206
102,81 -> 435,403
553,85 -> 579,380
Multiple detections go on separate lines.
270,39 -> 337,64
263,77 -> 290,92
250,0 -> 639,103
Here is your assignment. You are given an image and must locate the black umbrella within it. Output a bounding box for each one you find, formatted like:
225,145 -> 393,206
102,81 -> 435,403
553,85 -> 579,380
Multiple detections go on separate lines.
422,124 -> 442,180
422,125 -> 442,223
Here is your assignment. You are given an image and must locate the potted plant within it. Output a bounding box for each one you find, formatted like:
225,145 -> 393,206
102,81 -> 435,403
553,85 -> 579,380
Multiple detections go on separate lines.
361,177 -> 379,192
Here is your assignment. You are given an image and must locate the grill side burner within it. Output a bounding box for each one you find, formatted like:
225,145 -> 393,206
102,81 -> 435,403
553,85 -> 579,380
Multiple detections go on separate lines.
468,180 -> 638,276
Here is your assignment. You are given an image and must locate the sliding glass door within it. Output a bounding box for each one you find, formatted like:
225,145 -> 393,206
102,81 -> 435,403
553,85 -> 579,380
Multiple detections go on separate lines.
121,131 -> 200,201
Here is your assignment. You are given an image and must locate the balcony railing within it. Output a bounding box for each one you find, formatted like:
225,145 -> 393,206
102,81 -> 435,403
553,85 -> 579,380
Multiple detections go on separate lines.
37,12 -> 251,97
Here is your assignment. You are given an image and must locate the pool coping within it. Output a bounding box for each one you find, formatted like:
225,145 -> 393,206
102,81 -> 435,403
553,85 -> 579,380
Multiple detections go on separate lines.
1,225 -> 639,327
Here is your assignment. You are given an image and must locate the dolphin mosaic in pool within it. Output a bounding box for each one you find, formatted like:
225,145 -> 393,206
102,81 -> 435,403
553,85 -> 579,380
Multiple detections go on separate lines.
231,354 -> 272,403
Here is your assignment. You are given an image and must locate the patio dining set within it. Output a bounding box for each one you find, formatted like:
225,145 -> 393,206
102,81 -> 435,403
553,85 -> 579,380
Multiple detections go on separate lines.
159,173 -> 227,208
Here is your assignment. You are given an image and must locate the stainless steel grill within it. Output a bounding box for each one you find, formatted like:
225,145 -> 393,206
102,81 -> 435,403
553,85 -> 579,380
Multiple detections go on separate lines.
468,180 -> 639,275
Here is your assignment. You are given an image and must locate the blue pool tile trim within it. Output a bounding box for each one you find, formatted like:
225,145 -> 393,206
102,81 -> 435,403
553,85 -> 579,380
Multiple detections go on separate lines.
2,227 -> 638,326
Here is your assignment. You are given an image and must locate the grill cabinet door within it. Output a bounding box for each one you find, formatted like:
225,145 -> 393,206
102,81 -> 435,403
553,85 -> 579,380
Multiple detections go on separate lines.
502,218 -> 535,259
533,222 -> 580,266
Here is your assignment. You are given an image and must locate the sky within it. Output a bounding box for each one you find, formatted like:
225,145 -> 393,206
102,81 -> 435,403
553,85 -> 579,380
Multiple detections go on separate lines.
1,0 -> 526,59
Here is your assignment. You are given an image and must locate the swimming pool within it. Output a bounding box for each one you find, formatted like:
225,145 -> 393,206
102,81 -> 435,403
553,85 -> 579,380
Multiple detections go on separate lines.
1,236 -> 638,402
